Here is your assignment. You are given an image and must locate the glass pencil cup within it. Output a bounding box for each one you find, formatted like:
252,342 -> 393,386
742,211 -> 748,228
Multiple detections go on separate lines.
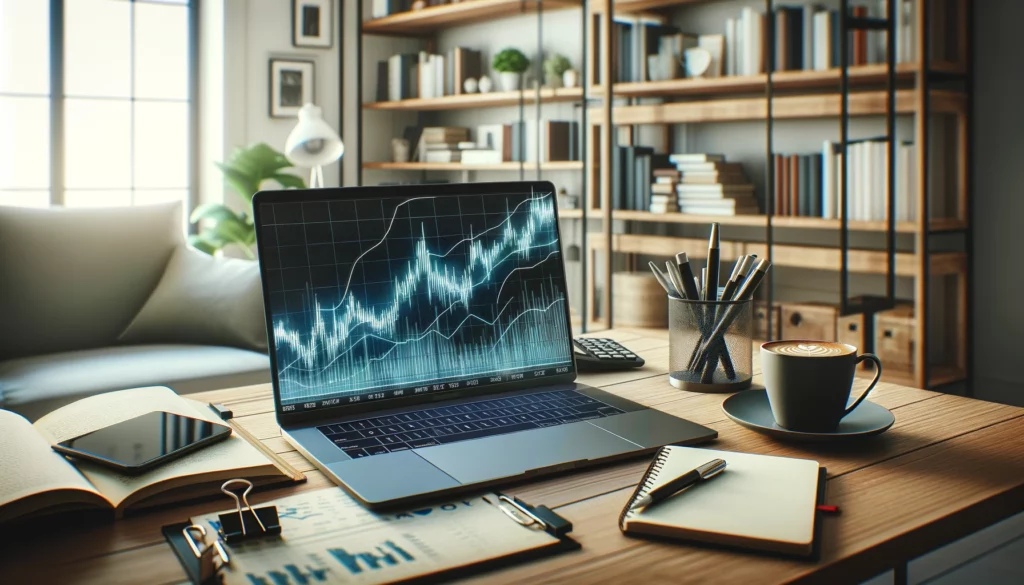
668,297 -> 753,393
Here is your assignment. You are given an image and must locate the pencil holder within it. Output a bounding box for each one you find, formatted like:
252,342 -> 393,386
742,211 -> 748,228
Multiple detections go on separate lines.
668,297 -> 753,393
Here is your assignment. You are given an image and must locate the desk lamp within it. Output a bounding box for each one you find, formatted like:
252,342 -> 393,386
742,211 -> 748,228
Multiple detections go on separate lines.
284,103 -> 344,188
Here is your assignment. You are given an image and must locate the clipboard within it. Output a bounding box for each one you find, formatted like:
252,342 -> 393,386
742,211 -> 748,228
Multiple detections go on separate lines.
162,488 -> 578,585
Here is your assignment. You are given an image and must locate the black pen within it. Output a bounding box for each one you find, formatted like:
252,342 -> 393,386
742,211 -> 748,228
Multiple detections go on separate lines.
674,253 -> 701,302
703,223 -> 720,301
630,459 -> 727,510
719,255 -> 747,302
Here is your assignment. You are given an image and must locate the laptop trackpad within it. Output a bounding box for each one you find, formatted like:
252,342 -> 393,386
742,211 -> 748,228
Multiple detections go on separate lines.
415,422 -> 639,485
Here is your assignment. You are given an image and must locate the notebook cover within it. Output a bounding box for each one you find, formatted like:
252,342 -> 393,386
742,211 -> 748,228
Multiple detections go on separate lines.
619,446 -> 826,558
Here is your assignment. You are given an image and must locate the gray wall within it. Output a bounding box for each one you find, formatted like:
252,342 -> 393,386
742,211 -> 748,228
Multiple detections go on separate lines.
973,0 -> 1024,405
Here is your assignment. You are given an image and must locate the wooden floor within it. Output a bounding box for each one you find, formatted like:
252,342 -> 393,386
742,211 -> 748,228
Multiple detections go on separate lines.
4,328 -> 1024,584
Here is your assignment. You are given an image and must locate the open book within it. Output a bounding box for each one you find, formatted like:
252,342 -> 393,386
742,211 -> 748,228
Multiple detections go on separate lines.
0,386 -> 303,524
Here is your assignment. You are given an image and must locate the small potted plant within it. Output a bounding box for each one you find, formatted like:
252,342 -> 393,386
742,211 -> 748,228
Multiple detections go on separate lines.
543,54 -> 572,88
492,47 -> 530,92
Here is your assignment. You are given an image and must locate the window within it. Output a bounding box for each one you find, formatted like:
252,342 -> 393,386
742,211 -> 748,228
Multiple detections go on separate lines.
0,0 -> 194,211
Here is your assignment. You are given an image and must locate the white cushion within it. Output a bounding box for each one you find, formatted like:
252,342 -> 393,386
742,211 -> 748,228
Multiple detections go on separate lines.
0,345 -> 271,421
0,203 -> 183,359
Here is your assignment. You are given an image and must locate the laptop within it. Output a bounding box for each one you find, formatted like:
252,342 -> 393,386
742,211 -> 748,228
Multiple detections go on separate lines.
253,181 -> 716,509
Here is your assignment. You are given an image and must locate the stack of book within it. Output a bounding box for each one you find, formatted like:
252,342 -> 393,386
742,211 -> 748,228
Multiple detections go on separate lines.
723,1 -> 916,77
775,140 -> 917,221
417,127 -> 470,163
652,154 -> 758,216
379,48 -> 481,102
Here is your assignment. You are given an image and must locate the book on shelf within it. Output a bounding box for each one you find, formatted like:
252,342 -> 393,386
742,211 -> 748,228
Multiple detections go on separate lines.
773,140 -> 916,221
678,199 -> 760,216
676,183 -> 756,198
460,150 -> 503,165
0,386 -> 303,525
381,48 -> 480,102
424,150 -> 462,163
417,127 -> 470,162
720,1 -> 916,78
476,124 -> 513,162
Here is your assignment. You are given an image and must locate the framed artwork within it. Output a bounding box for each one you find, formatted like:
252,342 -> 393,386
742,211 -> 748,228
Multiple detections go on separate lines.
269,58 -> 315,118
292,0 -> 333,49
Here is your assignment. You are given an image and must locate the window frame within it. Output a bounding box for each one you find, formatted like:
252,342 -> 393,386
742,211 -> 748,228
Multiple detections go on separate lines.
33,0 -> 199,225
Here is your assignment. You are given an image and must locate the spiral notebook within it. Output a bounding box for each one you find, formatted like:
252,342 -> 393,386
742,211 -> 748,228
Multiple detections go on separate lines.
619,446 -> 826,557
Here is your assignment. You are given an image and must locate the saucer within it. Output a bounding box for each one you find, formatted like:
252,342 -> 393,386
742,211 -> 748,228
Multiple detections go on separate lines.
721,389 -> 895,442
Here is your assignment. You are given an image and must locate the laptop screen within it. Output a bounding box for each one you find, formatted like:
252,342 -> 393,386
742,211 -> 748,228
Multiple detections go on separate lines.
258,186 -> 575,413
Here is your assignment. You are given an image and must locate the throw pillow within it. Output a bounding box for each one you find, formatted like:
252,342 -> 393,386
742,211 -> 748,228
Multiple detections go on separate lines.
119,246 -> 269,352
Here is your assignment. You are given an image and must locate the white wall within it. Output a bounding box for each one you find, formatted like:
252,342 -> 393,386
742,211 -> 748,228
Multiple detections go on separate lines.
203,0 -> 343,208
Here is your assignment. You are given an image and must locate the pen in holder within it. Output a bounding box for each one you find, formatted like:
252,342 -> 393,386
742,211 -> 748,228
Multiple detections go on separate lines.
669,297 -> 753,393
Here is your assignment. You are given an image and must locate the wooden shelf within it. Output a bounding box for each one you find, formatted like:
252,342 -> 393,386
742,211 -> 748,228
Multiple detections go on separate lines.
364,87 -> 584,112
363,0 -> 582,35
587,233 -> 967,278
593,89 -> 966,125
857,365 -> 966,388
605,0 -> 710,13
608,210 -> 967,233
559,208 -> 584,219
597,63 -> 959,99
363,161 -> 584,172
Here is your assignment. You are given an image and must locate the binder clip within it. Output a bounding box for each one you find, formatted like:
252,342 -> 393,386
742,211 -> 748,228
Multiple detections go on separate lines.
181,524 -> 230,585
494,494 -> 573,538
217,479 -> 281,543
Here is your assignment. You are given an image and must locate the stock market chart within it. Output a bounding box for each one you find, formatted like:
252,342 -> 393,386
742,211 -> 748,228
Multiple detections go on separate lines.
259,188 -> 573,409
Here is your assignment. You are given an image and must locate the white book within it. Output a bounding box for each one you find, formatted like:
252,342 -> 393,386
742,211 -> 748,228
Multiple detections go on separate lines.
725,18 -> 737,76
434,55 -> 445,97
902,0 -> 915,63
388,54 -> 404,102
907,143 -> 917,221
846,143 -> 857,221
746,9 -> 761,75
813,11 -> 828,71
822,140 -> 835,219
835,150 -> 843,220
372,0 -> 387,19
460,150 -> 502,165
418,52 -> 431,99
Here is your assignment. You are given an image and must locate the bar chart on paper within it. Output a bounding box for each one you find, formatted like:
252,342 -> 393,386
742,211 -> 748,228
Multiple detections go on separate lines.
191,489 -> 560,585
260,189 -> 575,408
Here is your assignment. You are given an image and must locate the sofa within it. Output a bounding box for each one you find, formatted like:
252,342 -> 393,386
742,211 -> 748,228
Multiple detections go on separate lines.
0,202 -> 271,421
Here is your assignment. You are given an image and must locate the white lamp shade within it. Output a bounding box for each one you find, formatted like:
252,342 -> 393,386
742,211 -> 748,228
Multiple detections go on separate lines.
284,103 -> 344,167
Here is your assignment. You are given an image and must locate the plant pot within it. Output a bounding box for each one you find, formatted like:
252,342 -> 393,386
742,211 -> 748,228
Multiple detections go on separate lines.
498,71 -> 521,92
562,69 -> 579,88
545,72 -> 563,88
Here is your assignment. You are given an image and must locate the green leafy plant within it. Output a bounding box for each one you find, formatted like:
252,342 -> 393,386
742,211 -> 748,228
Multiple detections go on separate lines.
189,143 -> 306,259
492,48 -> 530,74
543,54 -> 572,77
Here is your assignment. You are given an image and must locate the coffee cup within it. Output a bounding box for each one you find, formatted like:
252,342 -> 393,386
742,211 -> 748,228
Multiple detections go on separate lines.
760,340 -> 882,432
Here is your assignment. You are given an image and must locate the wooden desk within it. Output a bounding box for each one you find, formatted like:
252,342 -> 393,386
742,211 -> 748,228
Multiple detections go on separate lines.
5,328 -> 1024,584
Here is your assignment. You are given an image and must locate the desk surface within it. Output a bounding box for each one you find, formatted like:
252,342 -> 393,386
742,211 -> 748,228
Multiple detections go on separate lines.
5,328 -> 1024,584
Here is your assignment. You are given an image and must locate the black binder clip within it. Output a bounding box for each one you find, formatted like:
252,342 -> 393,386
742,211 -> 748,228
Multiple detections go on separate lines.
181,524 -> 230,584
494,494 -> 573,538
216,479 -> 281,543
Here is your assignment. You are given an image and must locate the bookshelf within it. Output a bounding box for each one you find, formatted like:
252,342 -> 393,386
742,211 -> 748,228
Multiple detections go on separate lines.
355,0 -> 591,326
584,0 -> 971,390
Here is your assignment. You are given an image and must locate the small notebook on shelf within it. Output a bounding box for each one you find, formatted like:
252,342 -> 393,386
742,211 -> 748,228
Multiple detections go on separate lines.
619,446 -> 826,557
0,386 -> 304,525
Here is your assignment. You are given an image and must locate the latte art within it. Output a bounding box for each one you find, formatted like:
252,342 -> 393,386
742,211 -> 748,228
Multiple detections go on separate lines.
765,341 -> 852,357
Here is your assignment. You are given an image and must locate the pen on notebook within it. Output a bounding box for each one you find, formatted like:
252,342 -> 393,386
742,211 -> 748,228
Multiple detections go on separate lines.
649,261 -> 680,298
703,223 -> 720,301
631,459 -> 727,511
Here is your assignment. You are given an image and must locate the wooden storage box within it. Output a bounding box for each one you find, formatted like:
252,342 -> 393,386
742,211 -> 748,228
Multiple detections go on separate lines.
875,305 -> 915,371
837,313 -> 868,353
612,272 -> 668,328
753,302 -> 781,341
781,303 -> 838,341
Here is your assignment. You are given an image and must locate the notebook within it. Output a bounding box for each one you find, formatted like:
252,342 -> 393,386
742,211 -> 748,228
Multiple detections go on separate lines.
619,446 -> 826,557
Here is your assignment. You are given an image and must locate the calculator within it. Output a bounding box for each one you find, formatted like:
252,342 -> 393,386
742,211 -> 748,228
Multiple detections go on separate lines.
573,338 -> 646,372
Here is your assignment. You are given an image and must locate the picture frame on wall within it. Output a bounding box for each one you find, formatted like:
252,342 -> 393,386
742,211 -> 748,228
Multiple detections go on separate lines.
269,58 -> 315,118
292,0 -> 333,49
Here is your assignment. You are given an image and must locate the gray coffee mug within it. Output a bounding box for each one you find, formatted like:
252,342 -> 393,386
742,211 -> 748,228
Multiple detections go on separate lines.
760,340 -> 883,432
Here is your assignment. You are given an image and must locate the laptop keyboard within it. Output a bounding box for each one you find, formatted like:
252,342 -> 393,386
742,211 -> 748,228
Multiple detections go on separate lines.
317,389 -> 626,459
